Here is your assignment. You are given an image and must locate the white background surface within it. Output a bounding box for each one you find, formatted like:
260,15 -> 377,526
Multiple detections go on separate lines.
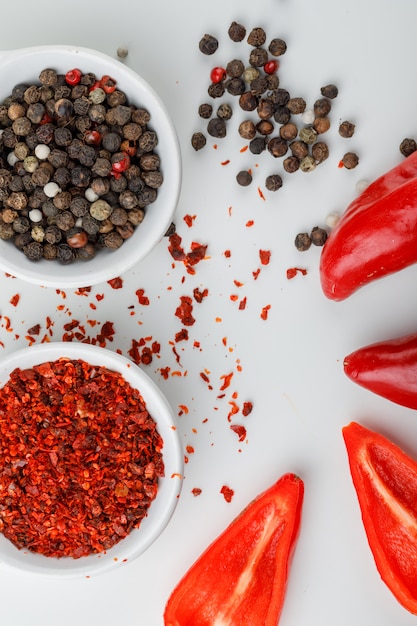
1,1 -> 417,624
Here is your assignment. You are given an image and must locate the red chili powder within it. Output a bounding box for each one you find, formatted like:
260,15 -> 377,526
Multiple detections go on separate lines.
0,358 -> 164,558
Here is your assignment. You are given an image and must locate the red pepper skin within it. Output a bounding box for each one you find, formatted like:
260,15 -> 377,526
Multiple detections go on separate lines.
164,473 -> 304,626
343,422 -> 417,614
344,333 -> 417,409
320,151 -> 417,301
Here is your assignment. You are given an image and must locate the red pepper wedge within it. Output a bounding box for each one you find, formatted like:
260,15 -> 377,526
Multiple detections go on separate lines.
164,473 -> 304,626
343,422 -> 417,613
320,150 -> 417,301
344,333 -> 417,409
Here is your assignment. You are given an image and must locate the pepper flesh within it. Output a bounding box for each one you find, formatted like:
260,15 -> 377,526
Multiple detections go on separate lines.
343,422 -> 417,613
320,150 -> 417,300
344,333 -> 417,409
164,473 -> 304,626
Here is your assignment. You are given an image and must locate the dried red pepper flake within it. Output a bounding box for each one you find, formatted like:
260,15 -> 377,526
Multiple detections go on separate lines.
193,287 -> 209,303
286,267 -> 308,279
136,288 -> 150,306
107,277 -> 123,289
258,187 -> 266,201
224,249 -> 231,258
95,293 -> 104,301
185,445 -> 194,454
191,488 -> 202,497
260,304 -> 271,320
168,233 -> 208,273
0,358 -> 164,558
220,372 -> 234,391
200,372 -> 211,384
246,220 -> 254,227
183,214 -> 196,227
75,286 -> 92,296
175,296 -> 195,326
159,366 -> 171,380
221,159 -> 230,166
239,297 -> 247,310
27,324 -> 41,336
230,424 -> 247,441
178,405 -> 189,416
242,401 -> 253,416
175,329 -> 189,342
230,294 -> 239,302
220,485 -> 234,503
253,269 -> 261,280
259,250 -> 271,265
9,294 -> 20,307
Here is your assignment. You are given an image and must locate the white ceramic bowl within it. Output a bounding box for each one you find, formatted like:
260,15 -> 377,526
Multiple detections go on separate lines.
0,45 -> 182,288
0,342 -> 183,578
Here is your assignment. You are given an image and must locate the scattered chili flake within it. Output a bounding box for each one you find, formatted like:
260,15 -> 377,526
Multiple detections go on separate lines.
230,294 -> 239,302
253,269 -> 261,280
246,220 -> 254,227
0,358 -> 164,558
107,277 -> 123,289
224,249 -> 231,258
75,287 -> 92,296
89,303 -> 97,310
160,366 -> 171,380
175,329 -> 189,342
220,372 -> 234,391
258,187 -> 266,201
239,297 -> 247,310
227,401 -> 240,421
193,287 -> 209,303
191,488 -> 202,497
27,324 -> 41,336
96,293 -> 104,301
286,267 -> 308,279
200,371 -> 211,384
260,304 -> 271,320
259,250 -> 271,265
220,485 -> 234,503
175,296 -> 195,326
242,401 -> 253,416
240,145 -> 249,153
178,405 -> 189,416
183,214 -> 196,227
230,424 -> 247,441
185,445 -> 194,454
136,289 -> 150,306
221,159 -> 230,166
9,294 -> 20,307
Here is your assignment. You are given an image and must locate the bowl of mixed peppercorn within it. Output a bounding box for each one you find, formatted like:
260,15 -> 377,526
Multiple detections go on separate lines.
0,45 -> 181,288
0,342 -> 183,577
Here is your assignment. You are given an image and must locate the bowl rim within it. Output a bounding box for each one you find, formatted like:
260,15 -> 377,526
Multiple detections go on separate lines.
0,44 -> 182,288
0,342 -> 183,578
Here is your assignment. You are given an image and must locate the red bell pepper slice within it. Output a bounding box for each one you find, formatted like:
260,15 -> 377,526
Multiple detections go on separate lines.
343,422 -> 417,614
344,333 -> 417,409
164,473 -> 304,626
320,150 -> 417,301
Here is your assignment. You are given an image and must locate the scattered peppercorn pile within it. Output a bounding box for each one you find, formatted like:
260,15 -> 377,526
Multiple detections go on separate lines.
0,69 -> 163,263
191,22 -> 359,193
0,358 -> 164,558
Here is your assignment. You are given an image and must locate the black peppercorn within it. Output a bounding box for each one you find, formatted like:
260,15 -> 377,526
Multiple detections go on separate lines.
56,243 -> 75,264
400,137 -> 417,157
314,98 -> 331,117
140,153 -> 160,171
236,170 -> 252,186
198,103 -> 213,119
247,27 -> 267,47
26,102 -> 45,124
225,77 -> 245,96
208,83 -> 225,99
320,84 -> 338,99
239,120 -> 256,140
341,152 -> 359,169
239,92 -> 259,112
310,226 -> 328,246
268,38 -> 287,56
250,76 -> 268,96
312,141 -> 329,163
226,59 -> 245,78
267,137 -> 288,158
287,97 -> 307,115
290,140 -> 309,159
294,232 -> 312,251
256,120 -> 274,136
139,130 -> 158,152
228,21 -> 246,42
207,118 -> 226,138
199,34 -> 219,55
217,103 -> 233,120
280,123 -> 298,141
249,137 -> 266,154
283,156 -> 300,173
265,174 -> 283,191
191,131 -> 206,150
338,120 -> 356,138
274,106 -> 291,125
249,48 -> 268,68
23,241 -> 43,260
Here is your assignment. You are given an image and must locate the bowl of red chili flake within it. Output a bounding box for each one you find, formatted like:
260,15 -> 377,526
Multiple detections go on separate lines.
0,342 -> 183,577
0,45 -> 181,288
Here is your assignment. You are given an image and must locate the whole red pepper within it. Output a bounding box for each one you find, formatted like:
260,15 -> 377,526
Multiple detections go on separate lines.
343,422 -> 417,614
320,150 -> 417,301
164,473 -> 304,626
344,333 -> 417,409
